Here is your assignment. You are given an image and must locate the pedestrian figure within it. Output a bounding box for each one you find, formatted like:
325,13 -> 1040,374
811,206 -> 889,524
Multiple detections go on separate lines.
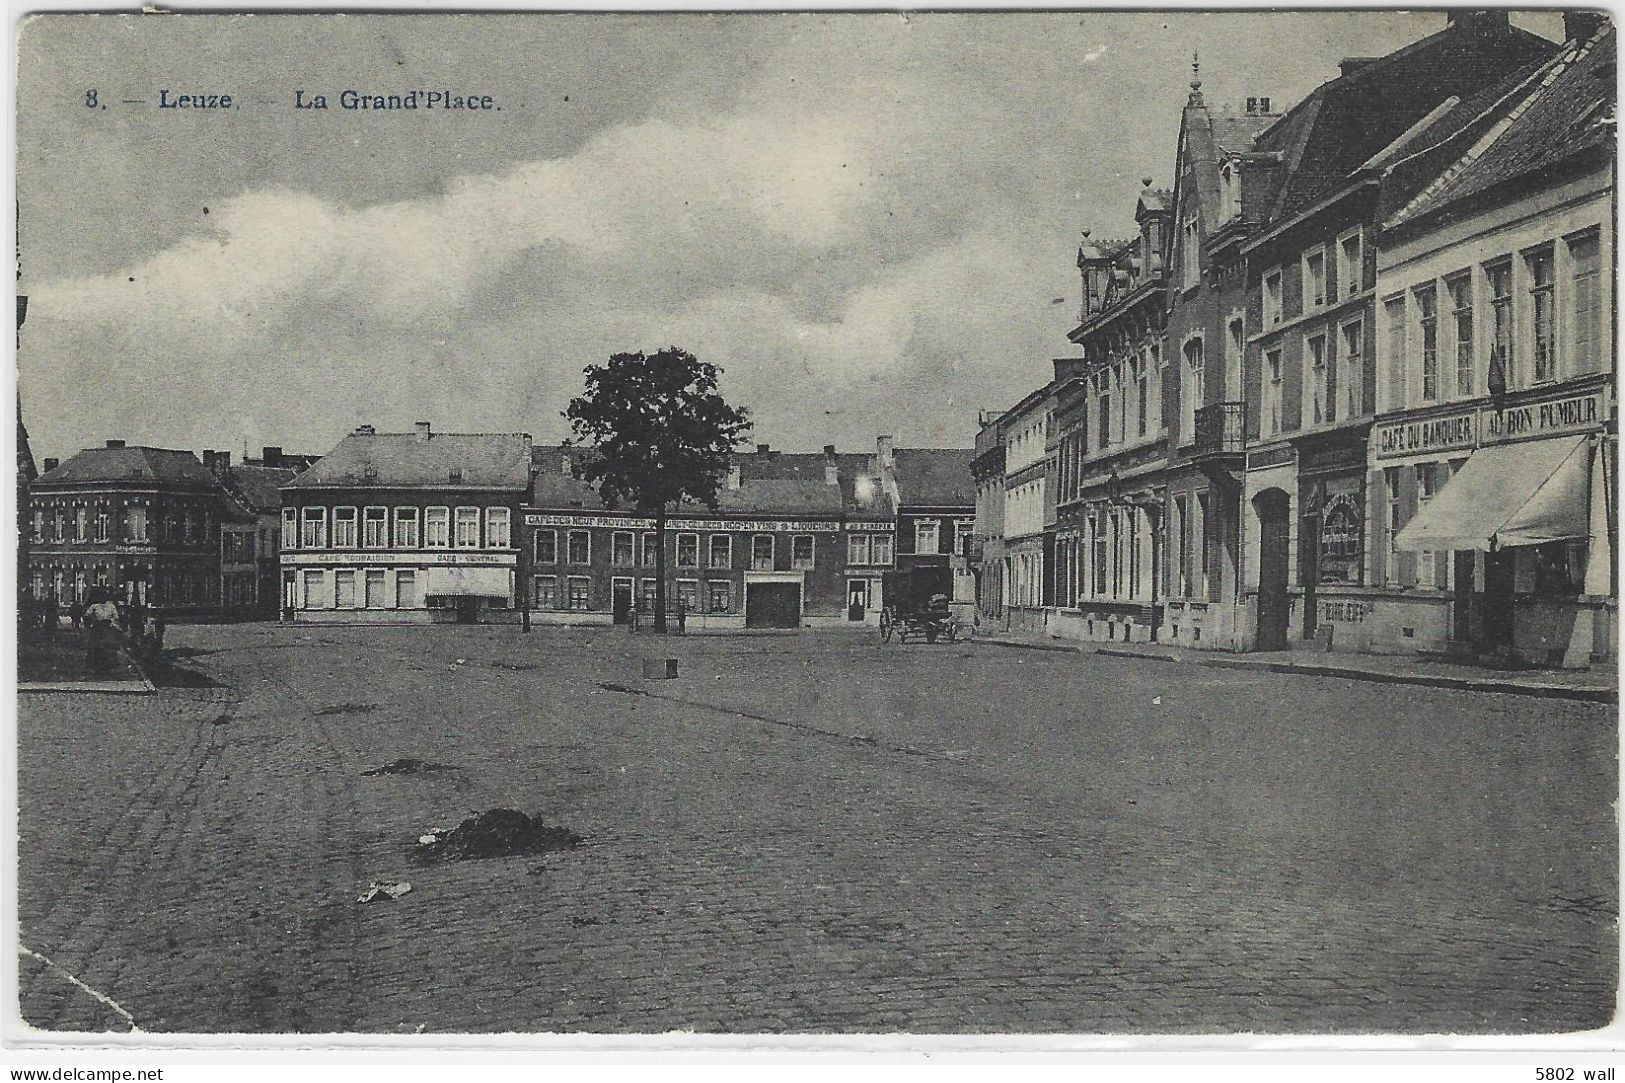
68,599 -> 85,631
150,606 -> 167,653
83,588 -> 120,672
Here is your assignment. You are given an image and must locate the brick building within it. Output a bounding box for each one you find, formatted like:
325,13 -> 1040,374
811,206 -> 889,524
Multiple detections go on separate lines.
885,443 -> 978,619
279,423 -> 532,622
206,447 -> 312,618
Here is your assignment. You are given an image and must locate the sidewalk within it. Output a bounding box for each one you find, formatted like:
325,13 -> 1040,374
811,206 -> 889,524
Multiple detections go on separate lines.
978,630 -> 1617,703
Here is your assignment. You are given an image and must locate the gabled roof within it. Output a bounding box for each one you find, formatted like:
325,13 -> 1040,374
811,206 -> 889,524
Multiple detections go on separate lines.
893,448 -> 977,508
286,431 -> 532,490
226,464 -> 299,512
37,445 -> 216,488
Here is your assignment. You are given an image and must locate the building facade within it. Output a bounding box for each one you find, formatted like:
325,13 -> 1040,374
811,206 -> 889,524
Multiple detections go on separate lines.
969,412 -> 1007,621
1370,16 -> 1614,667
279,423 -> 532,623
998,384 -> 1056,633
887,444 -> 978,620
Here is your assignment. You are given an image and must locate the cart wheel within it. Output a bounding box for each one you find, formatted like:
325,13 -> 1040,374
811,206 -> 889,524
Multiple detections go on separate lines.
879,609 -> 893,643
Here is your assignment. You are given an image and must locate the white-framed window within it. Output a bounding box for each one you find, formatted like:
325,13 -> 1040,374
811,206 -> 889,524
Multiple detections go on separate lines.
1171,494 -> 1188,598
612,530 -> 635,566
567,529 -> 591,565
74,507 -> 86,543
1306,332 -> 1328,426
1264,347 -> 1283,437
94,510 -> 109,543
396,569 -> 417,608
1382,294 -> 1407,411
1182,337 -> 1204,445
914,520 -> 939,556
1415,284 -> 1439,402
301,506 -> 328,549
332,506 -> 358,548
567,575 -> 591,611
708,533 -> 732,569
1445,273 -> 1473,399
424,506 -> 450,548
1134,356 -> 1149,437
394,507 -> 420,549
454,507 -> 480,548
1383,467 -> 1404,588
848,533 -> 871,566
872,532 -> 894,566
1337,228 -> 1363,298
675,578 -> 699,612
1487,259 -> 1514,389
126,505 -> 148,543
1526,245 -> 1556,383
282,507 -> 297,549
532,574 -> 556,610
30,509 -> 43,544
791,534 -> 815,569
707,580 -> 733,614
1338,317 -> 1363,421
485,507 -> 510,549
362,506 -> 388,548
1303,247 -> 1326,311
533,528 -> 556,563
302,568 -> 326,609
1567,229 -> 1603,374
1263,267 -> 1284,326
364,568 -> 387,608
640,578 -> 658,611
676,532 -> 699,568
334,568 -> 358,608
751,534 -> 774,570
1225,315 -> 1244,401
640,531 -> 659,566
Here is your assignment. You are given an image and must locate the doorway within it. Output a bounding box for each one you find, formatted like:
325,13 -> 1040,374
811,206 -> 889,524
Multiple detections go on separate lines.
1255,489 -> 1291,651
745,582 -> 801,628
1481,549 -> 1515,651
455,597 -> 479,624
847,579 -> 869,622
612,578 -> 633,625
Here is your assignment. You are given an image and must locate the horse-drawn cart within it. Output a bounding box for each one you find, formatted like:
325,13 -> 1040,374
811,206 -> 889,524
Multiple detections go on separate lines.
878,569 -> 964,644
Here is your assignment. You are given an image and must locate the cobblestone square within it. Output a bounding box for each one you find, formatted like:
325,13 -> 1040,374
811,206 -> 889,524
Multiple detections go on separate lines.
17,623 -> 1617,1035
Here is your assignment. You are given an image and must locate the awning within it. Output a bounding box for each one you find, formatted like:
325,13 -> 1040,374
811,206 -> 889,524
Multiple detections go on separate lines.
423,566 -> 512,598
1395,434 -> 1591,552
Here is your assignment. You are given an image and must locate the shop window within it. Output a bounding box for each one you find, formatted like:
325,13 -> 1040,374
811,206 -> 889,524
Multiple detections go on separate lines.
332,507 -> 358,548
334,569 -> 357,608
424,507 -> 450,548
394,507 -> 420,549
485,507 -> 511,549
792,534 -> 815,569
363,507 -> 388,548
396,569 -> 417,608
303,568 -> 326,609
454,507 -> 480,548
567,576 -> 591,611
1532,541 -> 1586,595
567,530 -> 591,565
677,533 -> 699,568
301,507 -> 327,549
709,534 -> 732,569
676,579 -> 698,612
533,528 -> 556,564
751,534 -> 774,570
708,580 -> 733,614
364,569 -> 387,608
612,530 -> 635,566
532,575 -> 557,610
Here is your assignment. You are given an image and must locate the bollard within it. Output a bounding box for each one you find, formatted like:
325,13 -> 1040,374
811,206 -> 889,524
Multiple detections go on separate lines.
642,658 -> 679,680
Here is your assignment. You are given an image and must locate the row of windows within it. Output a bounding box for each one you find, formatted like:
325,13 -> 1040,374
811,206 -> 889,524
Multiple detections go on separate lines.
31,506 -> 207,547
31,567 -> 215,605
532,575 -> 737,614
531,529 -> 899,569
283,506 -> 511,551
1260,228 -> 1365,326
296,567 -> 477,609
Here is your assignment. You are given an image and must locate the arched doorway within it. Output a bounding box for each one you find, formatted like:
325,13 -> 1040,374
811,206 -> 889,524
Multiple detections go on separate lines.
1253,488 -> 1291,651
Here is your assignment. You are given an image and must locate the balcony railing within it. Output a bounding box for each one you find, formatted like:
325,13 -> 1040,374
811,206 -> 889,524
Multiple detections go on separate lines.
1193,401 -> 1246,457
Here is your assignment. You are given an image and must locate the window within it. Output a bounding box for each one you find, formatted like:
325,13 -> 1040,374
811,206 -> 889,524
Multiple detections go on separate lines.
183,513 -> 197,545
332,507 -> 358,548
94,511 -> 109,543
485,507 -> 510,549
871,533 -> 893,565
708,580 -> 733,614
363,507 -> 388,548
126,506 -> 148,543
1305,334 -> 1327,425
533,528 -> 556,563
1445,274 -> 1473,399
1338,231 -> 1362,297
1487,260 -> 1513,390
532,575 -> 556,610
1263,268 -> 1284,325
709,533 -> 732,569
334,569 -> 357,608
1171,495 -> 1188,597
1339,319 -> 1363,420
1097,377 -> 1111,451
1304,248 -> 1326,310
31,510 -> 43,544
792,534 -> 815,569
640,532 -> 658,566
74,507 -> 86,543
425,506 -> 450,548
567,576 -> 591,611
364,569 -> 386,608
1384,467 -> 1404,588
394,507 -> 420,549
1415,463 -> 1444,588
1382,295 -> 1407,410
1225,317 -> 1244,400
1182,338 -> 1203,444
454,507 -> 480,548
676,533 -> 699,568
397,569 -> 417,608
848,533 -> 871,566
1527,247 -> 1555,383
301,507 -> 328,548
1181,216 -> 1200,287
1193,492 -> 1209,600
1092,514 -> 1108,595
751,534 -> 774,570
1416,285 -> 1438,402
641,579 -> 658,612
612,530 -> 635,566
302,569 -> 326,609
1568,231 -> 1603,374
1264,348 -> 1283,437
567,529 -> 591,565
1135,358 -> 1149,437
914,520 -> 939,556
676,579 -> 698,612
1219,160 -> 1241,222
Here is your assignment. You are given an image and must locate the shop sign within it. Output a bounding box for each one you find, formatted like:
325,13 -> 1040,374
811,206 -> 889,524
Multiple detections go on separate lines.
668,518 -> 840,533
1316,485 -> 1363,586
526,513 -> 655,529
1481,391 -> 1604,444
284,551 -> 515,566
1375,412 -> 1475,459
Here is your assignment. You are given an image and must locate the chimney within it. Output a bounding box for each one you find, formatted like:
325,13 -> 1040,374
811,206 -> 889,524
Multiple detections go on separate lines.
105,439 -> 125,449
1339,58 -> 1377,79
414,421 -> 431,442
261,446 -> 283,467
823,444 -> 839,486
1565,10 -> 1607,42
1246,96 -> 1257,114
353,424 -> 375,437
202,450 -> 230,479
726,462 -> 741,490
876,434 -> 894,467
1259,96 -> 1270,114
1446,10 -> 1510,38
756,442 -> 770,455
42,457 -> 58,473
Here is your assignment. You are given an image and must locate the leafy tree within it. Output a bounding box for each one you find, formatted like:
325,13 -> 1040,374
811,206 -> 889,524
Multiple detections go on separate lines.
564,347 -> 752,632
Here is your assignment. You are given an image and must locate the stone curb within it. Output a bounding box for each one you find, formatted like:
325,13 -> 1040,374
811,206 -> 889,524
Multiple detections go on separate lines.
980,637 -> 1616,704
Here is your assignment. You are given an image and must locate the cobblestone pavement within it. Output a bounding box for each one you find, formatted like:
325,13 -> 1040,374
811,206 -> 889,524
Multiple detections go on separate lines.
17,624 -> 1617,1035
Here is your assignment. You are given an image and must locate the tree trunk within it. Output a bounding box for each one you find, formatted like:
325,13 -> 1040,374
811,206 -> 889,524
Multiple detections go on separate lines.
653,504 -> 668,634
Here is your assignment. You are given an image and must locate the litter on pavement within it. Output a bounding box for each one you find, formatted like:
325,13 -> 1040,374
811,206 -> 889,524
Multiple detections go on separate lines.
356,880 -> 412,903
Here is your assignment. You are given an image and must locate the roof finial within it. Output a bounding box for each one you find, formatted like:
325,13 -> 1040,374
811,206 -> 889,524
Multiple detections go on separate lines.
1191,50 -> 1201,92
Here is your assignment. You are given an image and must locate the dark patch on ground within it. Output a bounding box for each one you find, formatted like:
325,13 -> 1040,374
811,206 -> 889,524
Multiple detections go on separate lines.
314,702 -> 379,717
147,660 -> 222,688
362,758 -> 455,777
412,808 -> 581,864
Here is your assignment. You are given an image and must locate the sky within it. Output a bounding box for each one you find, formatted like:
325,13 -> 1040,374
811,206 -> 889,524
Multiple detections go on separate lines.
16,10 -> 1565,462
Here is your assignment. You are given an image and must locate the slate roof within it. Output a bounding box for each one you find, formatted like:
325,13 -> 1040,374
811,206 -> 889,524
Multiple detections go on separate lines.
1250,16 -> 1554,219
226,464 -> 300,512
286,431 -> 532,490
893,448 -> 977,508
1210,112 -> 1278,156
1387,25 -> 1614,229
36,445 -> 216,488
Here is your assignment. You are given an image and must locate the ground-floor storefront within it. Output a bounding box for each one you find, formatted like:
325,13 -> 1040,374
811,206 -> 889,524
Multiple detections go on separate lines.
1051,459 -> 1164,645
282,551 -> 518,623
1163,462 -> 1244,650
28,549 -> 223,616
